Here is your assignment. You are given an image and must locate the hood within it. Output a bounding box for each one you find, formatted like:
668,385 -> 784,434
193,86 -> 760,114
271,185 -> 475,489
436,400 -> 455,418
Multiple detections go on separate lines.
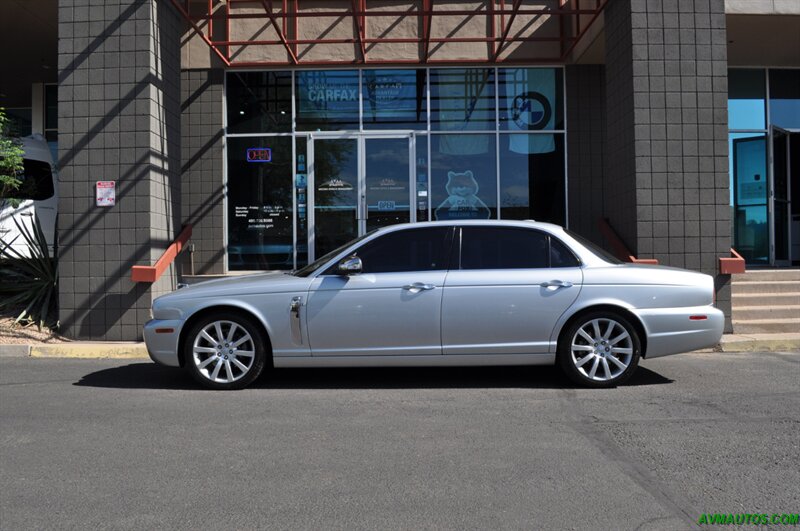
158,271 -> 313,301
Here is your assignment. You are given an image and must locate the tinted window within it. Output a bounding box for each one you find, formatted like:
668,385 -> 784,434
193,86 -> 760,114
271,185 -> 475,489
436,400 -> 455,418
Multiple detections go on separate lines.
349,227 -> 451,273
550,237 -> 580,267
0,159 -> 54,201
460,227 -> 549,269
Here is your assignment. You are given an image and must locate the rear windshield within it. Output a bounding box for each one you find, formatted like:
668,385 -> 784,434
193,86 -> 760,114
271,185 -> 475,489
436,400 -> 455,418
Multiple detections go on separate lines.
0,159 -> 55,201
565,229 -> 624,265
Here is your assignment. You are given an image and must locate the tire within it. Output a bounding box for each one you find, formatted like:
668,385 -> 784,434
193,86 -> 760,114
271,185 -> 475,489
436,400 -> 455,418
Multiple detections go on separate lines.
557,311 -> 641,388
183,312 -> 268,390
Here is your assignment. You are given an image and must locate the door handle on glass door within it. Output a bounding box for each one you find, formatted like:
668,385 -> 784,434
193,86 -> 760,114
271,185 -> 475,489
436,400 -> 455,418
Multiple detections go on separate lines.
402,282 -> 435,291
540,280 -> 573,289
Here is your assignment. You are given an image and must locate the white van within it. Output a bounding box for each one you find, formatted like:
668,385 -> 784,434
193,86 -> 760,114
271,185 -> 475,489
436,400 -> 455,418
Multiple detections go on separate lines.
0,134 -> 58,258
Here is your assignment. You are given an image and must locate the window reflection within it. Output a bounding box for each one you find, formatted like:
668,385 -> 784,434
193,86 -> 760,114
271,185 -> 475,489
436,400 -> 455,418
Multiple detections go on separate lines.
500,133 -> 565,224
362,69 -> 427,129
769,69 -> 800,129
227,137 -> 294,270
499,68 -> 563,131
430,69 -> 495,131
295,70 -> 360,131
730,133 -> 768,264
728,69 -> 766,130
431,134 -> 496,220
227,72 -> 292,134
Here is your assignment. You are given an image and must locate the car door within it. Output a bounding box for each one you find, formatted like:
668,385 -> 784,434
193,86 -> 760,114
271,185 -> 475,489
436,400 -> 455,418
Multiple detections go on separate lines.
306,226 -> 454,356
441,226 -> 583,355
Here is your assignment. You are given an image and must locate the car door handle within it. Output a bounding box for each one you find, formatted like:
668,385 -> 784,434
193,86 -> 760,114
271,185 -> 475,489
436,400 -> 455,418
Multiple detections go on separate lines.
540,280 -> 573,288
20,212 -> 34,217
402,282 -> 435,291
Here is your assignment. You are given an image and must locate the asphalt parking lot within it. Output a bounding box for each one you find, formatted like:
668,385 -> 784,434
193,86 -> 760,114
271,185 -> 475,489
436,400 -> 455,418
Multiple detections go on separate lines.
1,351 -> 798,530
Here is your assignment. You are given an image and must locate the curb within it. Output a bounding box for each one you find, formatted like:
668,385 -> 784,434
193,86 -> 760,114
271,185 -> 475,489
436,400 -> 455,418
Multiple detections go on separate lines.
0,343 -> 149,359
719,336 -> 800,353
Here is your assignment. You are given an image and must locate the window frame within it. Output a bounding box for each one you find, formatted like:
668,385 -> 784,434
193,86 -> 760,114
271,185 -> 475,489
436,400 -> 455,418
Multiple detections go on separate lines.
453,226 -> 580,271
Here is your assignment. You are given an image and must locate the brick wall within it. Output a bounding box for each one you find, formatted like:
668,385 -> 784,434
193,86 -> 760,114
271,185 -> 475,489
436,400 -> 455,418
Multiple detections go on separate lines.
180,69 -> 225,275
566,64 -> 606,246
57,0 -> 181,340
604,0 -> 732,330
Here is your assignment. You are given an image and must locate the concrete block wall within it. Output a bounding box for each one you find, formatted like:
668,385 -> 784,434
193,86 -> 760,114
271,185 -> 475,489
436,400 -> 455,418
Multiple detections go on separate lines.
604,0 -> 732,330
180,69 -> 225,275
566,64 -> 607,246
57,0 -> 181,340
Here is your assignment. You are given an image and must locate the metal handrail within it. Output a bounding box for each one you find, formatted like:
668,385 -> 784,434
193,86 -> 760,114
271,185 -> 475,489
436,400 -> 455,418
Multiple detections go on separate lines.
131,225 -> 193,283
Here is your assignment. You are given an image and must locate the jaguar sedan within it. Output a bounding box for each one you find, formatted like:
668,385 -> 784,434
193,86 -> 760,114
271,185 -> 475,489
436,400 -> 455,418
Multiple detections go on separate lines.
144,220 -> 724,390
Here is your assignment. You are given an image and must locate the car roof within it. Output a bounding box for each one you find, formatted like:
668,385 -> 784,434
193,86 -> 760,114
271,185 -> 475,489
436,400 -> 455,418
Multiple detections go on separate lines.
374,219 -> 566,234
20,134 -> 55,166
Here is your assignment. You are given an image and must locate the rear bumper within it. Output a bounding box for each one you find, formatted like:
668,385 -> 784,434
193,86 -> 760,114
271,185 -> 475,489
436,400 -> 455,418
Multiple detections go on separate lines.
143,319 -> 183,367
634,306 -> 724,359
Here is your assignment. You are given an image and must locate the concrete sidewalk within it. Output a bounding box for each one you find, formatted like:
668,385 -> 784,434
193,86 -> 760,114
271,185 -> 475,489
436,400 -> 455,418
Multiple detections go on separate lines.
1,334 -> 798,359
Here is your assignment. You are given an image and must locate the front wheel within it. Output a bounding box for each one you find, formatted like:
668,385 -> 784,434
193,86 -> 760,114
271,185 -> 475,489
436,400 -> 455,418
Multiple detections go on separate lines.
184,312 -> 267,390
558,312 -> 641,388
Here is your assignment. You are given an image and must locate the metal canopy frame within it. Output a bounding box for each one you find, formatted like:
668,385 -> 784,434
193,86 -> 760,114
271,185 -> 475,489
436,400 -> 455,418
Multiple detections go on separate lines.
170,0 -> 608,67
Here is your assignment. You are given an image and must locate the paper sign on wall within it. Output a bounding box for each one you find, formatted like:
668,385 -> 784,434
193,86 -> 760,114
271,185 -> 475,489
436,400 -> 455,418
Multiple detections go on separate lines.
96,181 -> 116,207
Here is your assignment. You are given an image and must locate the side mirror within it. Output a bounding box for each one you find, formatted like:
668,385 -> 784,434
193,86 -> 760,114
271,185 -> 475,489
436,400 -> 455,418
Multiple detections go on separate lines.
336,255 -> 363,275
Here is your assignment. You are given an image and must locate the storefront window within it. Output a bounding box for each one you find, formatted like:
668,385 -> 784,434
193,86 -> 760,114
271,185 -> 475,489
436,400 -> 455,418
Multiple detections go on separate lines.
499,68 -> 564,131
227,72 -> 292,134
362,69 -> 427,130
227,137 -> 294,270
729,133 -> 768,265
430,68 -> 495,131
728,69 -> 766,130
431,133 -> 497,220
224,67 -> 567,270
295,70 -> 360,131
769,69 -> 800,129
499,133 -> 565,224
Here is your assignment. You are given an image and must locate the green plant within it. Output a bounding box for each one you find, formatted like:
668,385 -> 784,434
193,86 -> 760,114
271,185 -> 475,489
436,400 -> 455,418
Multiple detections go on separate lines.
0,108 -> 24,200
0,214 -> 58,330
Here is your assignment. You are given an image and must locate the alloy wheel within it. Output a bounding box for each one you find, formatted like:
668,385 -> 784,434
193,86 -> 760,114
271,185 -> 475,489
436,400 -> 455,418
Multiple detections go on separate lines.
569,318 -> 634,382
191,320 -> 256,384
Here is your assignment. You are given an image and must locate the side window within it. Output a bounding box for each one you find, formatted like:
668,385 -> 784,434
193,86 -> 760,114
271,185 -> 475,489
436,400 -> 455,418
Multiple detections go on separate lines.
349,227 -> 452,274
0,160 -> 54,201
460,227 -> 549,269
550,236 -> 581,267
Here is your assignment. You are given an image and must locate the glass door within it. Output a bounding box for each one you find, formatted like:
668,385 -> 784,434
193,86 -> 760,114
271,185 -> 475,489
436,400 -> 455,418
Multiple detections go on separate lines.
310,136 -> 360,260
309,134 -> 413,261
362,136 -> 412,233
771,127 -> 794,266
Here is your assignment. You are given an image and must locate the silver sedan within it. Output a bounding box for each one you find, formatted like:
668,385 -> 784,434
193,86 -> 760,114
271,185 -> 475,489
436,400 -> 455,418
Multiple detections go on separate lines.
144,220 -> 724,389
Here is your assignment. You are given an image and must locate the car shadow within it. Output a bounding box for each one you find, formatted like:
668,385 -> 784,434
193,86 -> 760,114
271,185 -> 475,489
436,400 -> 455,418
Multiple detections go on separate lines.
73,363 -> 673,390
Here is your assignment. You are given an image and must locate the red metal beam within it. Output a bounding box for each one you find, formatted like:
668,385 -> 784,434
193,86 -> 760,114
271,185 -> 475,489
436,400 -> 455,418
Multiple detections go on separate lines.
560,0 -> 608,61
493,0 -> 521,62
171,0 -> 607,67
169,0 -> 230,66
260,0 -> 299,64
131,225 -> 193,283
352,0 -> 367,63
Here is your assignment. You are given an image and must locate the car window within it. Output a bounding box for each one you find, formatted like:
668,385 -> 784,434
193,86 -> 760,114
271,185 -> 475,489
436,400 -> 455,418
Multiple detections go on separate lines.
334,227 -> 452,274
0,159 -> 54,201
460,227 -> 550,269
550,236 -> 581,267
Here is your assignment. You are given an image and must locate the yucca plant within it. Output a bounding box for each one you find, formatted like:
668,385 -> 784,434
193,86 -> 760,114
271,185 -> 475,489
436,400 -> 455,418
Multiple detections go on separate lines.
0,214 -> 58,330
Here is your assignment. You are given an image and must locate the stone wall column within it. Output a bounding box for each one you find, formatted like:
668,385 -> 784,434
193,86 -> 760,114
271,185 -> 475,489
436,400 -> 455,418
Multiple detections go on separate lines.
604,0 -> 732,330
57,0 -> 181,340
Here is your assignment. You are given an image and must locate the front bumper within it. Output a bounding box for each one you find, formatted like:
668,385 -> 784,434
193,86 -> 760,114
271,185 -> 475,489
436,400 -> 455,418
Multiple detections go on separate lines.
634,305 -> 724,359
143,319 -> 184,367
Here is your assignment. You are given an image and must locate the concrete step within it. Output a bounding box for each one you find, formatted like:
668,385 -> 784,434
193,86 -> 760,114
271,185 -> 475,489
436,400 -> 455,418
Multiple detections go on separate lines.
732,305 -> 800,320
731,281 -> 800,295
732,318 -> 800,334
733,269 -> 800,282
732,292 -> 800,306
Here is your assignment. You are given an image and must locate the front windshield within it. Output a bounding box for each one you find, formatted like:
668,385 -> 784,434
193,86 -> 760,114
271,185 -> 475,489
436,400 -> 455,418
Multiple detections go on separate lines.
565,229 -> 624,265
291,230 -> 377,277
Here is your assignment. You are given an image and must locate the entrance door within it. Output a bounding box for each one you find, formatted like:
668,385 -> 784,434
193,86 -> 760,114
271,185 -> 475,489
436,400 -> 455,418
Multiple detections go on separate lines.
771,127 -> 797,266
309,135 -> 413,260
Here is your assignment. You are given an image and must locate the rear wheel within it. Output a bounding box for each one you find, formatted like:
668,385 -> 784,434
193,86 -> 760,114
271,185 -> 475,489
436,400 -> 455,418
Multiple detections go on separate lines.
558,311 -> 641,388
184,312 -> 267,390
